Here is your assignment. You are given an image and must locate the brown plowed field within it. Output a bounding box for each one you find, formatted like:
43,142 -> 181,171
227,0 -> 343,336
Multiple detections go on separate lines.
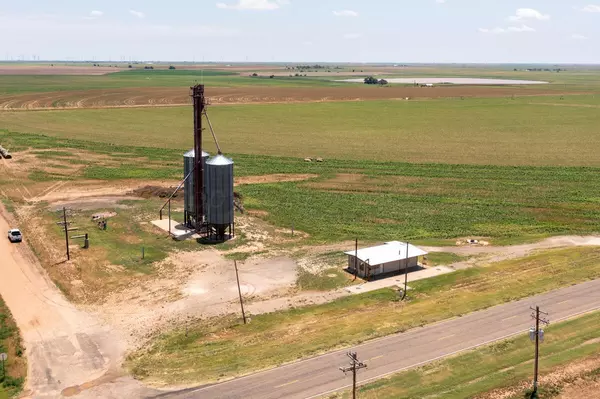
0,85 -> 568,110
0,65 -> 124,75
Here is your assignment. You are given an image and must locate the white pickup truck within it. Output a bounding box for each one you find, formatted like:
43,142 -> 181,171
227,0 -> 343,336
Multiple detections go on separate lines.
7,228 -> 22,243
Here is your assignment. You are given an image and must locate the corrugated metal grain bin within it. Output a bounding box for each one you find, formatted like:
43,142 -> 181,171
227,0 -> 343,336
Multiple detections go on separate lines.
205,154 -> 234,227
183,149 -> 210,216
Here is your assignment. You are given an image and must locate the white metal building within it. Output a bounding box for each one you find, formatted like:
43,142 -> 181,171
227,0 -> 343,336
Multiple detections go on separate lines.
344,241 -> 428,279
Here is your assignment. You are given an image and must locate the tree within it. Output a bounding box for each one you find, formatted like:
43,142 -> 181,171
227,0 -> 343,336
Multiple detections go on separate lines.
364,76 -> 379,85
251,73 -> 258,77
169,65 -> 176,70
128,65 -> 133,68
269,75 -> 275,79
378,79 -> 388,85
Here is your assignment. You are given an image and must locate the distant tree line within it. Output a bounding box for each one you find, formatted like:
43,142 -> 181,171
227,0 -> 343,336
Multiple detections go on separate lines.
515,68 -> 565,72
364,76 -> 388,85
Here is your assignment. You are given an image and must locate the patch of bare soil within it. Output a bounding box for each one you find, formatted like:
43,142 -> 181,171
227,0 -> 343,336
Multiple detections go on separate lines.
0,65 -> 124,75
96,248 -> 301,349
0,86 -> 583,110
421,235 -> 600,270
29,179 -> 179,204
235,173 -> 318,185
130,185 -> 180,199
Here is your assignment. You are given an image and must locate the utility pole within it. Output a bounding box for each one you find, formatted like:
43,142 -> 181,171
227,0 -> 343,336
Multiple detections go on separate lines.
354,238 -> 358,281
62,207 -> 70,261
0,353 -> 7,380
234,260 -> 247,324
339,352 -> 367,399
402,241 -> 409,300
529,306 -> 549,399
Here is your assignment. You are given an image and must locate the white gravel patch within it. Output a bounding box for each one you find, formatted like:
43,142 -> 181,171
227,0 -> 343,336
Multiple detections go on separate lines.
338,77 -> 549,85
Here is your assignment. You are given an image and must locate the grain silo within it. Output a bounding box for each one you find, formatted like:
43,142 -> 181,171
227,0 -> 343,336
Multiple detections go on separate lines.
183,149 -> 210,228
205,154 -> 234,241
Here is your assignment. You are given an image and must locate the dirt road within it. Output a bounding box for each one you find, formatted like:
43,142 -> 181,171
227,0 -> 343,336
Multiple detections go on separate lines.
421,235 -> 600,269
0,206 -> 150,398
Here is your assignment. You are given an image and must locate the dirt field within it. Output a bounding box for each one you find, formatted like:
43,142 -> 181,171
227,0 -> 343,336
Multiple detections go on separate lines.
0,85 -> 568,110
0,65 -> 124,75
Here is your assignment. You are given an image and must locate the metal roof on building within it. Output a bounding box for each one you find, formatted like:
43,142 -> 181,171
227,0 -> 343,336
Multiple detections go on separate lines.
344,241 -> 428,265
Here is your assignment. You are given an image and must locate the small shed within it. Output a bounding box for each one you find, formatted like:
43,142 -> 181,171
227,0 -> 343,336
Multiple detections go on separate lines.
344,241 -> 428,280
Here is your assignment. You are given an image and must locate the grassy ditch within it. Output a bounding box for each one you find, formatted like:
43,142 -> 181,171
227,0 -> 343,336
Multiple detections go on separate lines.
0,297 -> 25,399
127,246 -> 600,386
332,310 -> 600,399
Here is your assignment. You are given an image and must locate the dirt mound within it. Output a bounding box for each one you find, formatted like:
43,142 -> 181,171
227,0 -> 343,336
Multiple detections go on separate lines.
130,185 -> 178,199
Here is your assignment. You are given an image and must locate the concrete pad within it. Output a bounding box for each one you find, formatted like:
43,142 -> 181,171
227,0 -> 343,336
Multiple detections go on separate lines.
151,219 -> 199,240
345,266 -> 455,294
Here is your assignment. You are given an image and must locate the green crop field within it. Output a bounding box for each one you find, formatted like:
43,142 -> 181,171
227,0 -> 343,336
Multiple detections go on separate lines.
0,69 -> 340,95
2,130 -> 600,244
2,95 -> 600,166
2,63 -> 600,94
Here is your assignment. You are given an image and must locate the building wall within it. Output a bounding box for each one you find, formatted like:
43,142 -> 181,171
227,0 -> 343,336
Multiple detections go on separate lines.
347,255 -> 419,278
381,257 -> 418,274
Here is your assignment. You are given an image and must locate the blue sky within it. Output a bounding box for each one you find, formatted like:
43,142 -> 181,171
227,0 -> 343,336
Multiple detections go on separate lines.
1,0 -> 599,62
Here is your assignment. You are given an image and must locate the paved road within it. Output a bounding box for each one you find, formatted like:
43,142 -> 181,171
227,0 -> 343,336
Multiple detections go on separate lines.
156,279 -> 600,399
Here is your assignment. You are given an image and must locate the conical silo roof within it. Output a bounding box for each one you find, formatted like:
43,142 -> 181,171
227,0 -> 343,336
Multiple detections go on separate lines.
184,149 -> 210,158
206,154 -> 234,166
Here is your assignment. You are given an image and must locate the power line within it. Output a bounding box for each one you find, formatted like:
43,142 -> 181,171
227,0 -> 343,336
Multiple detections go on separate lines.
56,207 -> 72,261
234,260 -> 247,324
339,352 -> 367,399
402,241 -> 409,300
529,306 -> 549,399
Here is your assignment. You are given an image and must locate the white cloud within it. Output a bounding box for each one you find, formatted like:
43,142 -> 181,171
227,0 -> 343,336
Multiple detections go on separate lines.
508,8 -> 550,21
436,0 -> 446,3
572,34 -> 589,39
90,10 -> 104,17
343,33 -> 361,39
478,27 -> 505,34
508,25 -> 535,32
333,10 -> 359,17
216,0 -> 289,10
479,25 -> 535,34
129,10 -> 145,19
581,4 -> 600,12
